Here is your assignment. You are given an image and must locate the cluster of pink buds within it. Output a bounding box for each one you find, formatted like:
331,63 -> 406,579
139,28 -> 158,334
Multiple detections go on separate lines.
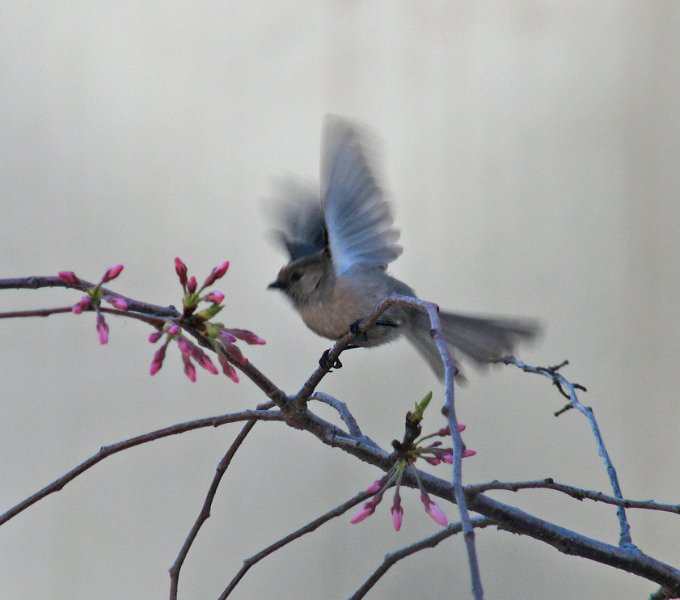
147,258 -> 265,383
148,322 -> 219,382
58,264 -> 128,345
350,392 -> 475,531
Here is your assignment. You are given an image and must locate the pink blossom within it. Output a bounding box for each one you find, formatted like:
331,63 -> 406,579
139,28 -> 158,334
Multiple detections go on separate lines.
174,257 -> 188,287
150,345 -> 167,375
187,276 -> 197,294
226,328 -> 266,345
366,477 -> 387,494
420,493 -> 448,527
391,492 -> 403,531
181,353 -> 196,382
177,338 -> 192,356
148,330 -> 163,343
350,502 -> 376,524
166,323 -> 180,336
219,329 -> 238,343
202,260 -> 230,288
96,313 -> 109,345
101,264 -> 124,283
72,295 -> 91,314
218,355 -> 239,383
222,342 -> 247,365
191,346 -> 218,374
437,423 -> 466,437
58,271 -> 80,285
104,295 -> 128,310
463,449 -> 477,458
203,291 -> 225,304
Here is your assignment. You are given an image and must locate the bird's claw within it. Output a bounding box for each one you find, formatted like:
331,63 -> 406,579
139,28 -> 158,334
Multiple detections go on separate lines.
319,349 -> 343,370
350,319 -> 368,341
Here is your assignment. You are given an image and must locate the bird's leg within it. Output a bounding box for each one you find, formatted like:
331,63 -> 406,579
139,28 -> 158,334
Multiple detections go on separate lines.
350,317 -> 398,341
319,344 -> 360,371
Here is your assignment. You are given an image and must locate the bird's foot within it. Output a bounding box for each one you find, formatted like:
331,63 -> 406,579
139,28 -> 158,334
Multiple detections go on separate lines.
350,319 -> 369,341
319,349 -> 343,371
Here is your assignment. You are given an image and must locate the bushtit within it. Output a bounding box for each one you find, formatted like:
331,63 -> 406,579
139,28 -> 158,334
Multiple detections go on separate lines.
268,118 -> 537,378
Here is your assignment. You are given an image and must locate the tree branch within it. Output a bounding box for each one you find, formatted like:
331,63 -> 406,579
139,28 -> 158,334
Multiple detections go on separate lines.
502,356 -> 635,549
349,516 -> 495,600
0,410 -> 282,527
169,418 -> 259,599
466,479 -> 680,515
219,490 -> 374,599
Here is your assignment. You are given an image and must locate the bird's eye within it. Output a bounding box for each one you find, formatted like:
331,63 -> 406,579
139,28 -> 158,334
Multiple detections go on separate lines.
290,271 -> 303,282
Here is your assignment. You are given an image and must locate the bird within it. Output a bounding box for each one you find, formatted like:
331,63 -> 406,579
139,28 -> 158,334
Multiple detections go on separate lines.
268,117 -> 537,378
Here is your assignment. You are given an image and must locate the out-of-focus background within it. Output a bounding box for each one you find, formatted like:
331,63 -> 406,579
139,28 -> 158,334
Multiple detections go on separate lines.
1,3 -> 679,598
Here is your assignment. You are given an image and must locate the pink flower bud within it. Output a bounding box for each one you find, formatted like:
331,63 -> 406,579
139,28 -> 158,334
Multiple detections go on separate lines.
96,313 -> 109,345
174,257 -> 188,287
177,338 -> 192,356
463,449 -> 477,458
218,355 -> 239,383
166,323 -> 180,336
437,424 -> 465,437
187,276 -> 197,294
391,492 -> 403,531
150,345 -> 167,375
426,457 -> 442,466
219,329 -> 238,343
350,503 -> 375,524
441,453 -> 453,464
104,295 -> 128,310
58,271 -> 80,285
148,330 -> 163,343
420,493 -> 448,527
101,264 -> 124,283
203,291 -> 225,304
223,342 -> 247,365
181,353 -> 196,382
202,260 -> 230,288
366,477 -> 387,494
191,346 -> 218,374
72,295 -> 91,314
226,328 -> 266,345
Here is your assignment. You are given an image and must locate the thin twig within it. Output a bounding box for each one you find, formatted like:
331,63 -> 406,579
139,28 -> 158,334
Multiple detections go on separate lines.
169,419 -> 259,599
502,356 -> 636,550
219,490 -> 374,599
349,517 -> 494,600
466,479 -> 680,514
0,275 -> 180,319
0,304 -> 166,327
0,410 -> 282,526
310,391 -> 363,437
385,294 -> 483,600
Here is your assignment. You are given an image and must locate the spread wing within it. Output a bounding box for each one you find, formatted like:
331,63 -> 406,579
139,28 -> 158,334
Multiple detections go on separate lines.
321,118 -> 402,276
271,178 -> 326,262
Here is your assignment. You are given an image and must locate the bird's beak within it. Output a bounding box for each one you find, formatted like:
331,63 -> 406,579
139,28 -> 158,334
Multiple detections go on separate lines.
267,280 -> 284,290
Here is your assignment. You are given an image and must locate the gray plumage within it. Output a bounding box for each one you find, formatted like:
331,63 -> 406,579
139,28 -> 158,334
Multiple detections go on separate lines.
269,117 -> 537,378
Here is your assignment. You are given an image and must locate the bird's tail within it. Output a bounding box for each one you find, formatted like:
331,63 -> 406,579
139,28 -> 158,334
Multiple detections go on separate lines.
405,310 -> 539,379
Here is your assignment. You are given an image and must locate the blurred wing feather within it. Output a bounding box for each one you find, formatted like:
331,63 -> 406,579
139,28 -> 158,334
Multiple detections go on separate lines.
322,118 -> 402,276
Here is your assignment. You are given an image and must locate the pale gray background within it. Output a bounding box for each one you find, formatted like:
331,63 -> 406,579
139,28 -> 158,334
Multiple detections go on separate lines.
1,2 -> 679,599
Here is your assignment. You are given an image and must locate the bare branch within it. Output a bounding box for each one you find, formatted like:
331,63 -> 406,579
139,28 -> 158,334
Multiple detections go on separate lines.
0,275 -> 180,320
502,356 -> 635,549
0,410 -> 282,526
467,479 -> 680,515
310,391 -> 363,437
349,517 -> 495,600
219,490 -> 374,599
169,419 -> 259,599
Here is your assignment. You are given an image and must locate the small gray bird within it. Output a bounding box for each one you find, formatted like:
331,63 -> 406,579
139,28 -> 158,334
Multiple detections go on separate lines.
268,118 -> 537,378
